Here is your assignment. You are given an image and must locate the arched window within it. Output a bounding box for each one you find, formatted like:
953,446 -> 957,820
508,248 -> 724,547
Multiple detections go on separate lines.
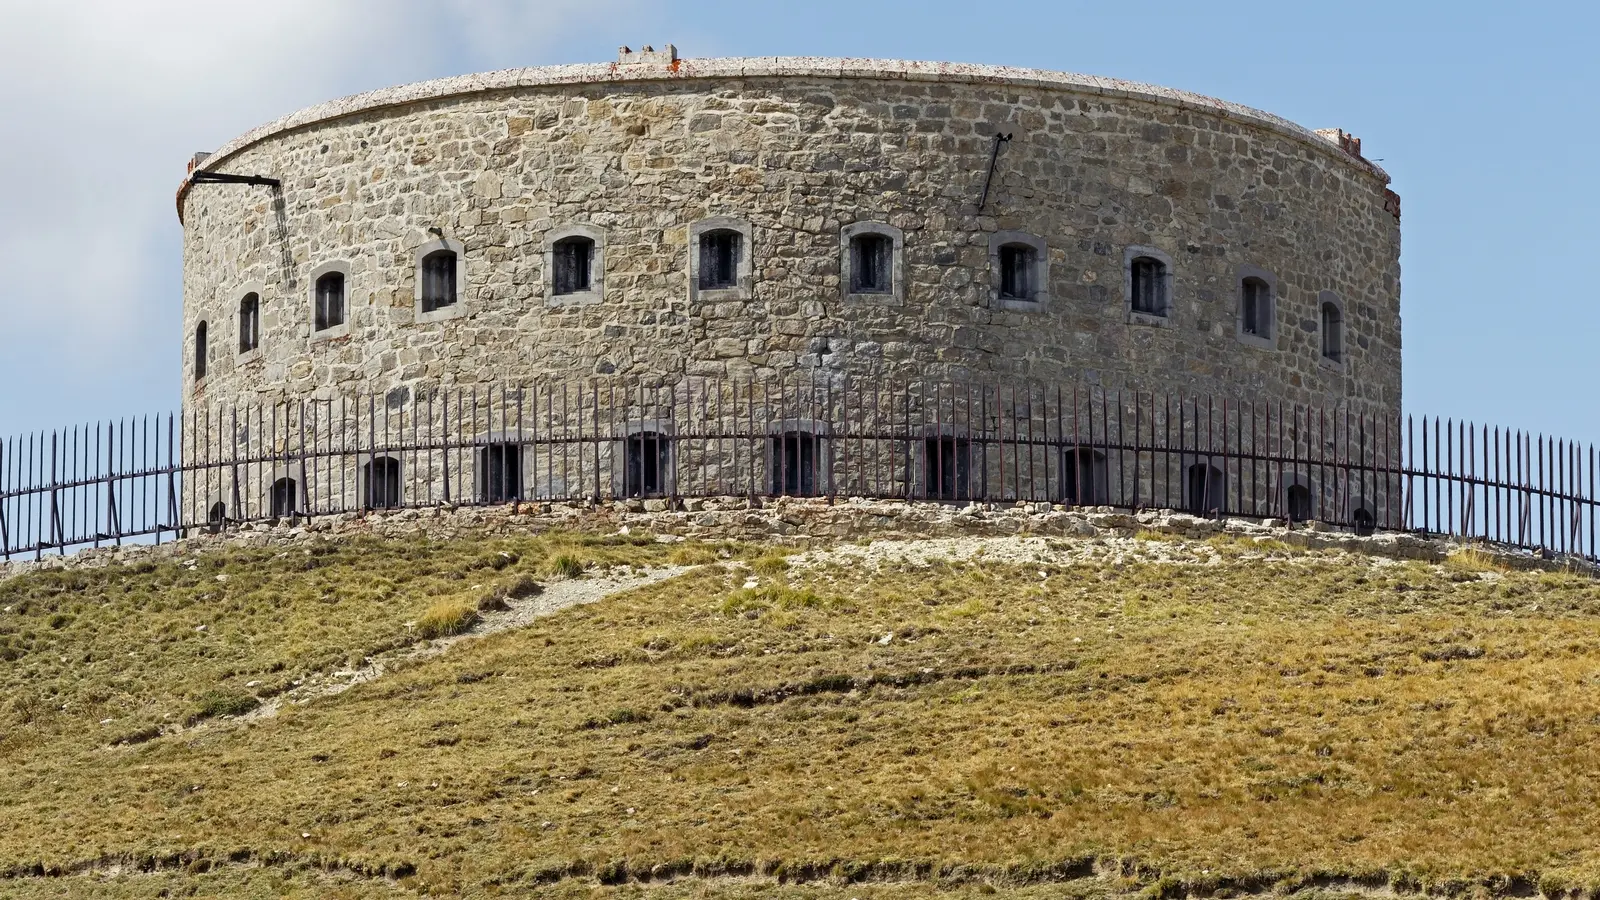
207,501 -> 227,533
925,437 -> 971,501
421,249 -> 458,313
1286,483 -> 1313,522
1321,299 -> 1344,363
363,457 -> 402,510
1130,256 -> 1168,316
625,432 -> 672,498
269,477 -> 298,519
1186,462 -> 1226,516
990,232 -> 1048,309
194,321 -> 208,383
238,293 -> 260,353
315,272 -> 346,331
698,229 -> 741,290
842,223 -> 905,304
771,431 -> 820,497
689,218 -> 753,301
479,444 -> 522,504
1352,506 -> 1376,536
1241,277 -> 1271,339
1062,447 -> 1109,506
552,236 -> 595,296
850,233 -> 893,295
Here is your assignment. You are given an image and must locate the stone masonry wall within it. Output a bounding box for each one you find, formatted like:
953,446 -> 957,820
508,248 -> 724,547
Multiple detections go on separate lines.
179,58 -> 1402,428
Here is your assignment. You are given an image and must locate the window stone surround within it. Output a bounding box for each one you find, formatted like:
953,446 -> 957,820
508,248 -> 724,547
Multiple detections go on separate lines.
545,224 -> 606,308
414,237 -> 467,324
1235,264 -> 1277,350
688,217 -> 754,303
1317,289 -> 1346,373
1123,246 -> 1174,327
308,261 -> 353,342
989,231 -> 1049,312
234,281 -> 267,366
840,222 -> 905,306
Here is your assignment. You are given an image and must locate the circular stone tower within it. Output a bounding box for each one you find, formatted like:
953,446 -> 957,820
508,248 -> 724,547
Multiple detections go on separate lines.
178,48 -> 1401,418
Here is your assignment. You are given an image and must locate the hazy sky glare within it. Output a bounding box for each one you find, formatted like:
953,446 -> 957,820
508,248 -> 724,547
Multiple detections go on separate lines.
0,0 -> 1594,444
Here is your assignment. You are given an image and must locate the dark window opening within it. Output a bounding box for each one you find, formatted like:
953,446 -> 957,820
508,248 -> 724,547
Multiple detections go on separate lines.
625,432 -> 671,498
239,292 -> 261,353
194,322 -> 208,383
1321,302 -> 1344,362
421,249 -> 458,313
479,444 -> 522,504
924,437 -> 971,501
999,244 -> 1034,301
1186,463 -> 1225,516
553,237 -> 594,296
315,272 -> 346,331
771,432 -> 819,496
269,477 -> 298,520
1353,507 -> 1376,537
1062,447 -> 1108,506
850,234 -> 893,294
1241,277 -> 1270,337
364,457 -> 402,510
1286,483 -> 1313,522
698,230 -> 740,290
207,501 -> 227,534
1131,257 -> 1167,316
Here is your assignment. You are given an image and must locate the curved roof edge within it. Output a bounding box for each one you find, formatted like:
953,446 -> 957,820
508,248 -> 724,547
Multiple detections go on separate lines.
177,56 -> 1390,220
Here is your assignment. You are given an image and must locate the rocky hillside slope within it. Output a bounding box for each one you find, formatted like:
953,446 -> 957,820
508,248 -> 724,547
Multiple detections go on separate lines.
1,512 -> 1597,898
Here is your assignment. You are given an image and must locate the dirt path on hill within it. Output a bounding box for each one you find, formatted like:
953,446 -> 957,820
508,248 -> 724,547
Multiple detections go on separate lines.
227,565 -> 693,726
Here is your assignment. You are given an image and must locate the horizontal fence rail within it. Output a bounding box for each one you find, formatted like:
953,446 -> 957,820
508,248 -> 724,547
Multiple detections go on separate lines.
0,377 -> 1594,563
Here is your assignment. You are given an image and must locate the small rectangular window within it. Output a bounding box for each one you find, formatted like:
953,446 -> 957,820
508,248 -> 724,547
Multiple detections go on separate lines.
925,437 -> 971,501
239,294 -> 261,353
422,251 -> 457,313
851,235 -> 892,294
699,231 -> 739,290
999,245 -> 1032,300
194,322 -> 208,382
364,457 -> 402,509
626,433 -> 671,498
553,240 -> 593,295
1241,278 -> 1268,337
771,432 -> 819,496
316,273 -> 346,331
480,444 -> 522,504
269,477 -> 298,519
1321,301 -> 1344,362
1131,258 -> 1166,316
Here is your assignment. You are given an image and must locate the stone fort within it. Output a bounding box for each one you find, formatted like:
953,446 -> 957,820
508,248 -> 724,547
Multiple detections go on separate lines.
178,47 -> 1401,418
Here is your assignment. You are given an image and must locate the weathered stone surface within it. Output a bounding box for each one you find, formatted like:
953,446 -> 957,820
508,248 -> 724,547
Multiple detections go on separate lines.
6,499 -> 1587,584
179,55 -> 1401,421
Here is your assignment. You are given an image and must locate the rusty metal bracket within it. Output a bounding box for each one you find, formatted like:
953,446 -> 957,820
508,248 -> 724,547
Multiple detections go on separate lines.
978,132 -> 1013,213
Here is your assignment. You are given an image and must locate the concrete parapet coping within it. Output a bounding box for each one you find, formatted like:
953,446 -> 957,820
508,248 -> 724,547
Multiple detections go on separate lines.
177,56 -> 1390,219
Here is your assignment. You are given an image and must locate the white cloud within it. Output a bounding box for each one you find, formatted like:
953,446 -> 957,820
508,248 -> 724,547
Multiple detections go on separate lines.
0,0 -> 660,427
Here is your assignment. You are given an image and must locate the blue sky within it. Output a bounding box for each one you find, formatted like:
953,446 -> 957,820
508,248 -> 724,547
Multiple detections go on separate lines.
0,0 -> 1593,444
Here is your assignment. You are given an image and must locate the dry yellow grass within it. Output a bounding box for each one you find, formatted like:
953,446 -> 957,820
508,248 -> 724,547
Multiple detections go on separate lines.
3,534 -> 1600,899
0,530 -> 692,753
413,598 -> 480,639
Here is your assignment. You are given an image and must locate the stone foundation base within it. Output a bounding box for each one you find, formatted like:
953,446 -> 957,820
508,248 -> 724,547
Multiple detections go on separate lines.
4,497 -> 1591,580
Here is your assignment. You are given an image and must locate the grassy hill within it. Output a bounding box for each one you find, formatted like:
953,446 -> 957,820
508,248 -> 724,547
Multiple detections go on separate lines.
2,527 -> 1599,898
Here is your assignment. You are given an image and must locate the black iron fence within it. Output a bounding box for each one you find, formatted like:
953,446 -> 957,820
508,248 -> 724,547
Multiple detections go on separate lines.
0,377 -> 1594,562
